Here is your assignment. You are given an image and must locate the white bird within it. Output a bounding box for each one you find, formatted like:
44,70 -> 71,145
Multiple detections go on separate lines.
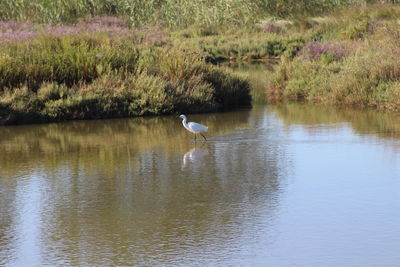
179,114 -> 208,141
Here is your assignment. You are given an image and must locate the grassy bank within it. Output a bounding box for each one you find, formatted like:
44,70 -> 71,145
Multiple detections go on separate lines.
265,4 -> 400,111
0,26 -> 250,124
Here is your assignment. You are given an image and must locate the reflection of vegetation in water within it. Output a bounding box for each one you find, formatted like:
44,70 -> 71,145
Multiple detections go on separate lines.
0,107 -> 287,266
271,103 -> 400,140
0,110 -> 251,178
224,62 -> 277,104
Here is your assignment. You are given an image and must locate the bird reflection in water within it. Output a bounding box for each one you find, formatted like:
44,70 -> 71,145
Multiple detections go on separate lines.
182,144 -> 209,169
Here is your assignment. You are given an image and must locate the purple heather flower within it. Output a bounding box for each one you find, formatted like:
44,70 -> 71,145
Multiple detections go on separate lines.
0,16 -> 131,42
90,16 -> 126,27
300,41 -> 358,61
0,20 -> 38,43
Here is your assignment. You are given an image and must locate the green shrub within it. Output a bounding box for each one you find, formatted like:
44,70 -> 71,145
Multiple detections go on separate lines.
0,37 -> 251,124
266,38 -> 305,58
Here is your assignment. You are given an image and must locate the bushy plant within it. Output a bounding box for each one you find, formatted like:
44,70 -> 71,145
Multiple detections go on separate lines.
266,38 -> 305,58
0,33 -> 251,124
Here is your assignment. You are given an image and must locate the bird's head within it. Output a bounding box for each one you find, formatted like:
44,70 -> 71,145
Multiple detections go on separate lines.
179,115 -> 186,120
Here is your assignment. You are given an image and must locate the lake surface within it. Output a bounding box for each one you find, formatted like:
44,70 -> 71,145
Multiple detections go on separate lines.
1,104 -> 400,265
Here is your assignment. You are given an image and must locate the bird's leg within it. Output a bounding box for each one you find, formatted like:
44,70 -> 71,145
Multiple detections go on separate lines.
194,134 -> 196,142
200,133 -> 207,141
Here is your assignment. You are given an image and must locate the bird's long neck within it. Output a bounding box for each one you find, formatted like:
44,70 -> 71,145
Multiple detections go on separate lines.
182,118 -> 188,128
182,118 -> 192,132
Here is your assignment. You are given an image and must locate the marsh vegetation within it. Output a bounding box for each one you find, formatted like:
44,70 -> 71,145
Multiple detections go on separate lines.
0,19 -> 250,124
0,1 -> 399,124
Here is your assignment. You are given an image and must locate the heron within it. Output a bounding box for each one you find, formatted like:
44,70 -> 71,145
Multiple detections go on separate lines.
179,114 -> 208,141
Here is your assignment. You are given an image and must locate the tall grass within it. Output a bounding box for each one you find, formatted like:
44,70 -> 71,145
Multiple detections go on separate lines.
0,35 -> 140,90
0,0 -> 261,27
2,0 -> 393,28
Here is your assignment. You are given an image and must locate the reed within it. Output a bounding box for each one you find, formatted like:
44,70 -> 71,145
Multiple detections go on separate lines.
1,0 -> 389,28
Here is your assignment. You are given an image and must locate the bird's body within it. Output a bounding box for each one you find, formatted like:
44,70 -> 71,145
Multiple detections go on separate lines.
179,115 -> 208,141
184,121 -> 208,134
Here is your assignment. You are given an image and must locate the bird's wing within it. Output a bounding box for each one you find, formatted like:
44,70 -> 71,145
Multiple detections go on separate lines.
188,122 -> 208,132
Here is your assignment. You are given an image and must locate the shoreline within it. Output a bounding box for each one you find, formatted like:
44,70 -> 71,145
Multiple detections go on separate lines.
1,3 -> 400,125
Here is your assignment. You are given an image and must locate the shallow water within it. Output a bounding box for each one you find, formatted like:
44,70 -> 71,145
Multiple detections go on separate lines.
1,104 -> 400,266
222,62 -> 276,104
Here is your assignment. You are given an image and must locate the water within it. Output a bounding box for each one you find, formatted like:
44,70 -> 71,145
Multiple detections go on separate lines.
222,61 -> 276,104
1,104 -> 400,265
